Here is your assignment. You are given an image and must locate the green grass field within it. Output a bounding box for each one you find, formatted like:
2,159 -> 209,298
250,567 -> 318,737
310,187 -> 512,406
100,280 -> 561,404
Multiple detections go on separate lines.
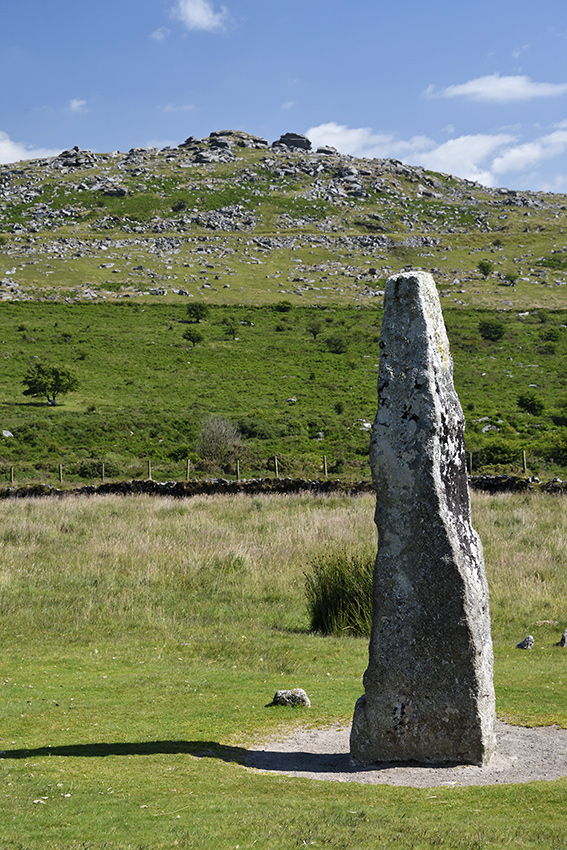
1,490 -> 566,849
3,301 -> 567,484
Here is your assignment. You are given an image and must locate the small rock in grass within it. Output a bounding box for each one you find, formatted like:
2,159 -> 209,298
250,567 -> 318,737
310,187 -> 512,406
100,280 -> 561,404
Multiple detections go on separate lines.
516,635 -> 535,650
270,688 -> 311,707
558,629 -> 567,648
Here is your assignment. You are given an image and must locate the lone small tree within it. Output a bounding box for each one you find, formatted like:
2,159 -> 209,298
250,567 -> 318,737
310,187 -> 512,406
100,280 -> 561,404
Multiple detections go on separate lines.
477,259 -> 494,279
22,363 -> 79,405
197,415 -> 243,470
186,303 -> 209,323
183,327 -> 204,347
222,316 -> 238,339
306,318 -> 324,340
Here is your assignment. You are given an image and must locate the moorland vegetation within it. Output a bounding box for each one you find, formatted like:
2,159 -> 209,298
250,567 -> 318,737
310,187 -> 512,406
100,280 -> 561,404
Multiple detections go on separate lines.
2,130 -> 567,483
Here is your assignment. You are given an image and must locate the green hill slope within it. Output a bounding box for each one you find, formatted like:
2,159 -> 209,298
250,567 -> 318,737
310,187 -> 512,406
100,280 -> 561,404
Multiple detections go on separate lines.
2,130 -> 567,483
1,130 -> 566,310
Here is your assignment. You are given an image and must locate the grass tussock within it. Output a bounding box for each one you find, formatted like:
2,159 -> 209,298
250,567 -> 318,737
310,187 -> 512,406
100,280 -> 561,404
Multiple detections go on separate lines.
305,549 -> 374,636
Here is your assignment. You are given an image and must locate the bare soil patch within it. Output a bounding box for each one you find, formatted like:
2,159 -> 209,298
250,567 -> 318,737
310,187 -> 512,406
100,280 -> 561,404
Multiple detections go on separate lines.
244,720 -> 567,786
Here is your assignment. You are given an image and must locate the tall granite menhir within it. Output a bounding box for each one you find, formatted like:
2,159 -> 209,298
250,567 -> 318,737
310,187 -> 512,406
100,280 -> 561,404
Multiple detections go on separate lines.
350,271 -> 496,766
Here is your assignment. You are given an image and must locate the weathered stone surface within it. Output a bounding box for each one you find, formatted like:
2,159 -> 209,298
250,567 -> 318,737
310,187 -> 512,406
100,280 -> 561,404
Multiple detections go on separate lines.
350,270 -> 496,767
270,688 -> 311,707
273,132 -> 312,151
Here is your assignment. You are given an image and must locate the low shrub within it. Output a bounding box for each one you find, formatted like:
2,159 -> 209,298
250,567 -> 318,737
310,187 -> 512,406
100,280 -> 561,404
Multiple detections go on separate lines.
72,458 -> 121,479
274,300 -> 293,312
305,549 -> 374,636
473,440 -> 521,468
238,416 -> 281,440
518,390 -> 545,415
478,319 -> 505,341
324,333 -> 348,354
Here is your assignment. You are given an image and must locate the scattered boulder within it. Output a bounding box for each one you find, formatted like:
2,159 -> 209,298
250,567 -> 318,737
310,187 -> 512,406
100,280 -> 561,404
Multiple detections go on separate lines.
194,149 -> 234,164
209,130 -> 268,148
178,136 -> 199,148
558,629 -> 567,648
209,136 -> 234,150
516,635 -> 535,650
102,185 -> 127,197
273,133 -> 312,151
270,688 -> 311,707
55,146 -> 97,168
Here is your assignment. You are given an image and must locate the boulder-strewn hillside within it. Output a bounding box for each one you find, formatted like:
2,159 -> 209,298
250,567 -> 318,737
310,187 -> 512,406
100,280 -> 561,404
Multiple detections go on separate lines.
2,130 -> 567,309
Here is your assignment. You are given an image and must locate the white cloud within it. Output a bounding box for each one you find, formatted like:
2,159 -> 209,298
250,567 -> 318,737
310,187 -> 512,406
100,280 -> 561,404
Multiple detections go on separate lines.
67,98 -> 88,114
425,74 -> 567,103
306,122 -> 517,186
306,122 -> 408,159
538,173 -> 567,193
171,0 -> 228,32
282,101 -> 295,111
492,130 -> 567,174
151,26 -> 171,40
306,122 -> 513,183
306,120 -> 567,189
143,139 -> 178,149
512,43 -> 531,60
0,131 -> 61,165
411,134 -> 516,185
160,103 -> 195,113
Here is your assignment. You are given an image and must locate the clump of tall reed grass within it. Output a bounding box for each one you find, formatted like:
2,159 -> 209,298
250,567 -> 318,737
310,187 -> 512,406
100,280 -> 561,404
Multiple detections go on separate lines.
305,549 -> 374,636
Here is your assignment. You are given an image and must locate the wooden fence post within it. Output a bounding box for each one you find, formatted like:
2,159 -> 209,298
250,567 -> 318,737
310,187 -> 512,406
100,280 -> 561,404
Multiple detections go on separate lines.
236,459 -> 240,481
522,449 -> 527,473
186,458 -> 190,481
101,462 -> 105,482
274,455 -> 279,478
10,467 -> 14,485
323,456 -> 328,478
59,463 -> 63,483
147,459 -> 152,480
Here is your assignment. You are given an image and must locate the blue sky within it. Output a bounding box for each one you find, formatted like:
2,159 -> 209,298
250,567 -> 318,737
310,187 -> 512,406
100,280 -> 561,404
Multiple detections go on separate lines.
2,0 -> 567,191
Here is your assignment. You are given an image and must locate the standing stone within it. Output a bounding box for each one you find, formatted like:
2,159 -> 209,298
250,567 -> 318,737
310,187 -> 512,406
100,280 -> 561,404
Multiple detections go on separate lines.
350,271 -> 495,766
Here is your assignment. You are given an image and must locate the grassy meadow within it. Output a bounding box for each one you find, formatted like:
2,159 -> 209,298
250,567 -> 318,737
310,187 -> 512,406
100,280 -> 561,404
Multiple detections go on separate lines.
3,301 -> 567,484
1,490 -> 567,849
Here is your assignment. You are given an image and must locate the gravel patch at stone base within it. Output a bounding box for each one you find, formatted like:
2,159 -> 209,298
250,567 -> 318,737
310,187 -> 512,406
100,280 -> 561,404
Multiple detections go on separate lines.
244,720 -> 567,786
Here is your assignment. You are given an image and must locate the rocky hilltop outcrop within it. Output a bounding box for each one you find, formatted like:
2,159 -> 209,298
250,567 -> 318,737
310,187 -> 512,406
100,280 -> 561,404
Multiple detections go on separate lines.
1,130 -> 566,304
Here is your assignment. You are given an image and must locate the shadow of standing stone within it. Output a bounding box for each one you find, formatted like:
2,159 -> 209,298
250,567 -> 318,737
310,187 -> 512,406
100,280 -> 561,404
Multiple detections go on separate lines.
350,271 -> 496,766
